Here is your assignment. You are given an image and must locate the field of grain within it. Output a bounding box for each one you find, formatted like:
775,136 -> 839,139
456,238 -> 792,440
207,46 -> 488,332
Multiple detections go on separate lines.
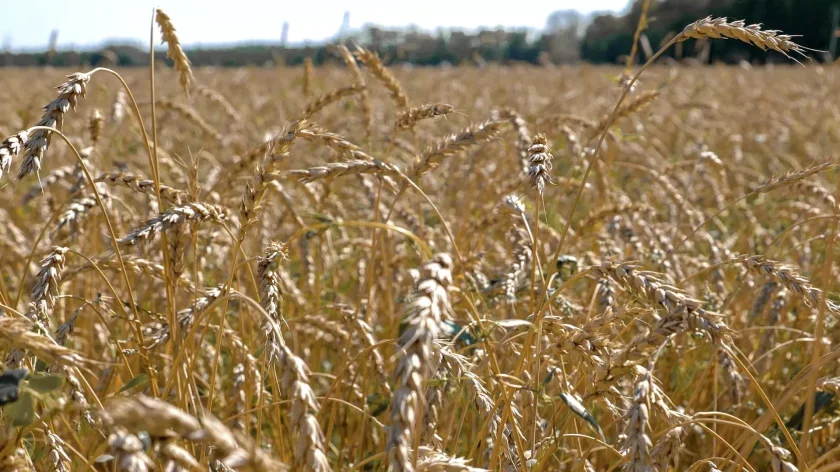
0,13 -> 839,472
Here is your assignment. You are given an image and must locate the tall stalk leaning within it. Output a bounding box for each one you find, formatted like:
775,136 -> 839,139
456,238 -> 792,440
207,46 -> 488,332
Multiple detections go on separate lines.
518,15 -> 812,467
201,121 -> 305,412
149,8 -> 181,374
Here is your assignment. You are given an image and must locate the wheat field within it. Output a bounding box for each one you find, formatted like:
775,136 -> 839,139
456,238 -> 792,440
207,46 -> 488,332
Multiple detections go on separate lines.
0,12 -> 839,472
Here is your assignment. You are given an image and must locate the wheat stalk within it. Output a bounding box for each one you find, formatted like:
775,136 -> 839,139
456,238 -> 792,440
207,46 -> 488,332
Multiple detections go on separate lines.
338,44 -> 373,138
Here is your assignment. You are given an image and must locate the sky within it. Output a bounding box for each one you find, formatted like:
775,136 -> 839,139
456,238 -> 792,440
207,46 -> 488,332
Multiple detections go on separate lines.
1,0 -> 627,51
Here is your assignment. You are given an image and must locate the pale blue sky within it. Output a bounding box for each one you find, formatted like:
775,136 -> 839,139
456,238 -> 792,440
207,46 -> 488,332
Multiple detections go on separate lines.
2,0 -> 627,51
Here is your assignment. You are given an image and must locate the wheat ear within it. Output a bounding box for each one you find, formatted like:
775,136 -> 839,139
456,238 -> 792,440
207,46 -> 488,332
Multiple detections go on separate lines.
155,8 -> 194,94
355,45 -> 410,108
18,73 -> 90,179
259,243 -> 331,471
387,254 -> 453,472
0,131 -> 28,180
118,202 -> 228,246
285,159 -> 402,183
679,17 -> 808,58
411,120 -> 506,177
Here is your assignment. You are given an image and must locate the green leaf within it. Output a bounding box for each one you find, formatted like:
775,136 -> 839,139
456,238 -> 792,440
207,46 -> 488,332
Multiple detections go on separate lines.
0,369 -> 27,406
366,393 -> 389,417
4,390 -> 35,427
118,373 -> 149,393
559,391 -> 603,440
542,367 -> 560,388
24,373 -> 65,394
492,319 -> 534,329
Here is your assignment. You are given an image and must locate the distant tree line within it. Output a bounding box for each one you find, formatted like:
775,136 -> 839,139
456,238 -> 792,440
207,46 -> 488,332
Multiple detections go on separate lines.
3,0 -> 838,68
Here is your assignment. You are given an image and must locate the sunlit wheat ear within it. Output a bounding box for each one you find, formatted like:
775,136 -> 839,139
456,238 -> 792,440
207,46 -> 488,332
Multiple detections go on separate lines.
297,128 -> 376,161
0,131 -> 27,180
43,427 -> 71,472
195,84 -> 243,126
337,44 -> 373,136
753,159 -> 838,194
738,255 -> 840,313
31,246 -> 68,323
240,120 -> 305,235
588,90 -> 659,140
95,170 -> 187,204
527,133 -> 553,195
156,100 -> 223,143
55,193 -> 101,235
155,8 -> 194,95
258,243 -> 330,471
395,103 -> 454,130
678,17 -> 808,59
107,428 -> 154,472
387,253 -> 453,472
88,109 -> 103,147
110,89 -> 126,124
499,226 -> 532,303
104,395 -> 287,469
258,241 -> 288,325
167,222 -> 187,280
144,286 -> 222,347
416,447 -> 488,471
6,298 -> 53,365
411,119 -> 507,178
18,72 -> 90,179
354,45 -> 410,108
118,202 -> 228,246
299,84 -> 364,119
621,369 -> 654,470
284,159 -> 402,184
756,435 -> 798,472
271,342 -> 331,471
492,108 -> 531,173
0,317 -> 89,367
